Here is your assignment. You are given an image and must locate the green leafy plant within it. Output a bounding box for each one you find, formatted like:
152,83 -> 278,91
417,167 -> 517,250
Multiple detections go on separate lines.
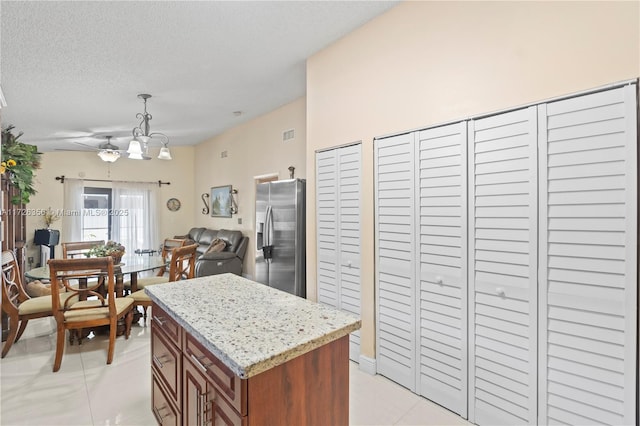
87,241 -> 126,258
1,125 -> 41,204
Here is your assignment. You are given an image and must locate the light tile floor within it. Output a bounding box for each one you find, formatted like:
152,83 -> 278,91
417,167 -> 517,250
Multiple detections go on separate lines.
0,316 -> 470,426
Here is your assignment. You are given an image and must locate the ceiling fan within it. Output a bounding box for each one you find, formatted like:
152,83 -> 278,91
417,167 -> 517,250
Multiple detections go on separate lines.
55,135 -> 126,162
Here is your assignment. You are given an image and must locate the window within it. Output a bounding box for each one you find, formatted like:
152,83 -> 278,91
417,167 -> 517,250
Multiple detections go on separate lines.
82,187 -> 111,241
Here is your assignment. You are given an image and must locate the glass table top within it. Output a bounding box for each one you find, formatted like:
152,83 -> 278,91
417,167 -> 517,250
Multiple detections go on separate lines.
25,255 -> 167,280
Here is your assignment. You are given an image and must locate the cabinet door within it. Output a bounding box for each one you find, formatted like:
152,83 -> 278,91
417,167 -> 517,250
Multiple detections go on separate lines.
416,122 -> 468,417
184,358 -> 209,426
151,325 -> 182,406
375,132 -> 417,390
152,374 -> 180,426
538,85 -> 637,425
468,107 -> 538,425
184,358 -> 244,426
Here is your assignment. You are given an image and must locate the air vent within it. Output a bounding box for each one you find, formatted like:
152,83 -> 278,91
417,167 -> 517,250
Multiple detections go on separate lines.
283,129 -> 295,142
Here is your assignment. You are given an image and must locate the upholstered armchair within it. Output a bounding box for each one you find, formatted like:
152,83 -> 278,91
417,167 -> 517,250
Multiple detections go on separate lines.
196,229 -> 248,277
176,228 -> 248,277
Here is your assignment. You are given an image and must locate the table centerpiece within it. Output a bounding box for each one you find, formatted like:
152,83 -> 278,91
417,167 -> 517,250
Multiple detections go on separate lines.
87,241 -> 126,264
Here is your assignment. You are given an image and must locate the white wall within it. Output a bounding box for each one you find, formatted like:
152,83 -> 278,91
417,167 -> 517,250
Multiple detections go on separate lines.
193,97 -> 306,279
305,1 -> 639,359
26,146 -> 195,265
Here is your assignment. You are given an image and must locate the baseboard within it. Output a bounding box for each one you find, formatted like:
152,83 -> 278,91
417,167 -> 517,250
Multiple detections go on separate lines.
358,355 -> 376,375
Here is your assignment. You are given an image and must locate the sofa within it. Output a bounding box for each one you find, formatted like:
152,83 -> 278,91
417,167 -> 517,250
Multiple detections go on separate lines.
175,227 -> 249,277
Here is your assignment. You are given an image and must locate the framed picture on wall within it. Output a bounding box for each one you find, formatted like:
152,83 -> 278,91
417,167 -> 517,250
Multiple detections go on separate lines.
210,185 -> 233,217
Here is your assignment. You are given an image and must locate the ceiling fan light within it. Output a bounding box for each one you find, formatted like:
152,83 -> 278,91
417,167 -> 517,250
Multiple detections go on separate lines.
127,140 -> 142,155
98,150 -> 120,163
128,151 -> 144,160
158,146 -> 172,160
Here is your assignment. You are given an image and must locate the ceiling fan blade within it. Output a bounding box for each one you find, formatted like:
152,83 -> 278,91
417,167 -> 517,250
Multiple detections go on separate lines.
71,142 -> 100,151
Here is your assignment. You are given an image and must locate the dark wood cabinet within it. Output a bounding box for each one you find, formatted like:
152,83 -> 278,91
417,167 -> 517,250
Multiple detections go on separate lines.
152,374 -> 180,426
1,177 -> 27,342
151,302 -> 350,426
183,355 -> 246,426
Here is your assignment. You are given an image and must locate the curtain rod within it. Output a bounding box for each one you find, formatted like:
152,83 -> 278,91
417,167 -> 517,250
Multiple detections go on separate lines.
55,175 -> 170,187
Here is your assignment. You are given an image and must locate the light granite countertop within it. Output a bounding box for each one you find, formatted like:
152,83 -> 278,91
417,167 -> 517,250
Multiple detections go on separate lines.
145,273 -> 361,379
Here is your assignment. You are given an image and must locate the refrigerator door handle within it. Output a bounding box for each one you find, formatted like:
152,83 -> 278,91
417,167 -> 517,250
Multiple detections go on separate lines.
263,205 -> 274,261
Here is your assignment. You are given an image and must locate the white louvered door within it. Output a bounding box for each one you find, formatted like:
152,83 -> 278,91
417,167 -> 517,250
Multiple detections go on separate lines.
316,144 -> 362,361
468,107 -> 538,425
316,149 -> 339,308
337,144 -> 362,360
373,83 -> 637,424
538,85 -> 637,425
375,132 -> 417,390
416,123 -> 468,416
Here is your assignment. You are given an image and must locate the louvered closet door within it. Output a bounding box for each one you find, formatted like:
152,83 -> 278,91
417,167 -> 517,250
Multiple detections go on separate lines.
416,123 -> 467,416
538,85 -> 637,425
316,149 -> 339,307
468,107 -> 538,425
337,144 -> 362,360
375,133 -> 416,390
316,144 -> 362,362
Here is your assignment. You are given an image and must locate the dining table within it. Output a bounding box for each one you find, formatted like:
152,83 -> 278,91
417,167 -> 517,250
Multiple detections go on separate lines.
25,254 -> 168,331
25,254 -> 167,296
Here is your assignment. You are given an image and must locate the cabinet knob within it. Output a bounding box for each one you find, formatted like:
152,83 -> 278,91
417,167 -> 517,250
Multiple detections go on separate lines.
496,287 -> 505,297
347,260 -> 352,267
436,276 -> 443,285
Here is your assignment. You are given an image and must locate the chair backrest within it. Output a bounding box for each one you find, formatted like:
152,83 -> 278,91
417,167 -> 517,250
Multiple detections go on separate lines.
61,240 -> 105,259
48,257 -> 115,318
161,238 -> 187,260
1,251 -> 29,316
168,244 -> 198,282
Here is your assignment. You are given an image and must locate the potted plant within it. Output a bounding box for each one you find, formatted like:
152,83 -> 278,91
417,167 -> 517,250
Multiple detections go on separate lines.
43,207 -> 60,229
1,125 -> 41,204
87,241 -> 126,264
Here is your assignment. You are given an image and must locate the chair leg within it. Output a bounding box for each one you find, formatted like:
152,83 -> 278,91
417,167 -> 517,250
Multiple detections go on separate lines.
15,319 -> 29,342
1,314 -> 20,358
106,320 -> 116,365
124,309 -> 133,339
143,306 -> 148,324
53,324 -> 65,372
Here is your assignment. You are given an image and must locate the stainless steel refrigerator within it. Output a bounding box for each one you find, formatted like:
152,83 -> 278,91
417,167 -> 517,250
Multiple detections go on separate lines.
255,179 -> 306,298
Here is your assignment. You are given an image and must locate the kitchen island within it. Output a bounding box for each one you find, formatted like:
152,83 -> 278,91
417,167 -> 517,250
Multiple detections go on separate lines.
145,273 -> 361,426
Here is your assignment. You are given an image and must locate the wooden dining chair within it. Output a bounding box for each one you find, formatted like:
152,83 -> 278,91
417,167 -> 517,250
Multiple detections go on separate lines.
48,256 -> 134,372
61,240 -> 105,258
123,238 -> 186,293
1,251 -> 78,358
127,243 -> 198,323
62,240 -> 109,296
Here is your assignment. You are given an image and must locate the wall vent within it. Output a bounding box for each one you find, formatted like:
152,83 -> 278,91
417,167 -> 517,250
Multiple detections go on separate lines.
283,129 -> 295,142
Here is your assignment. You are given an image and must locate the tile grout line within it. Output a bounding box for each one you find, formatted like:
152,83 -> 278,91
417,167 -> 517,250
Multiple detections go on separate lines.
78,341 -> 97,426
391,399 -> 423,426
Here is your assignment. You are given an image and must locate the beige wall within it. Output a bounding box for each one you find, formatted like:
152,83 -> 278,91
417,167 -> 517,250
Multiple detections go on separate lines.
193,97 -> 306,279
26,146 -> 195,264
306,1 -> 640,360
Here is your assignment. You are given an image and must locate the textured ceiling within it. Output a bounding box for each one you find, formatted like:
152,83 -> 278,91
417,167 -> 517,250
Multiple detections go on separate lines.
1,1 -> 397,152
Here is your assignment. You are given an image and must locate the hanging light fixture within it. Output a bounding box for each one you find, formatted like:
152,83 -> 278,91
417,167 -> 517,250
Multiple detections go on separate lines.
97,136 -> 121,163
127,93 -> 172,160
